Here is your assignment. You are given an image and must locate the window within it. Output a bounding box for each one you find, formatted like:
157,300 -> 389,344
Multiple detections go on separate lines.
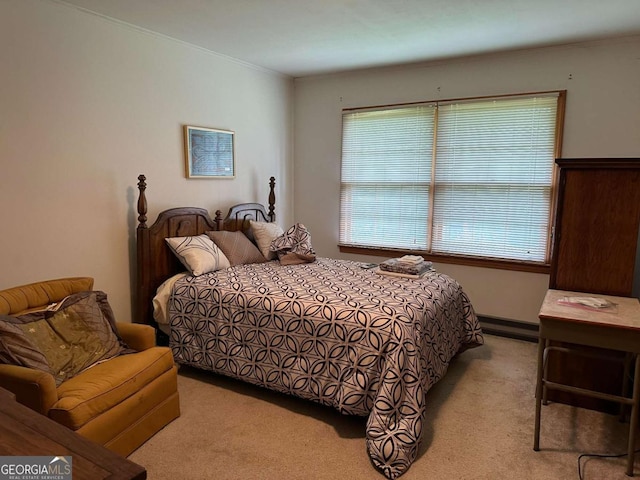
340,91 -> 565,269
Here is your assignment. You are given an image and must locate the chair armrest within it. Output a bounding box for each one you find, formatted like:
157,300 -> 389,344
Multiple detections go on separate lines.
0,364 -> 58,414
116,322 -> 156,351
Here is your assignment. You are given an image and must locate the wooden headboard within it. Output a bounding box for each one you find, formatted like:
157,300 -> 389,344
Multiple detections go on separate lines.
135,174 -> 276,329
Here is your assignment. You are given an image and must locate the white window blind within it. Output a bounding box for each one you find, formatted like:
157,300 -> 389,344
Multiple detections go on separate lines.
339,93 -> 561,264
340,106 -> 435,250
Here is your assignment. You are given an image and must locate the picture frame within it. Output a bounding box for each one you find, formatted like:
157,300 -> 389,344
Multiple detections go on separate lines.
184,125 -> 235,178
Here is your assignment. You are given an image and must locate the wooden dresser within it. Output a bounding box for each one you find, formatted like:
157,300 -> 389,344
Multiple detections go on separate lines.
547,157 -> 640,412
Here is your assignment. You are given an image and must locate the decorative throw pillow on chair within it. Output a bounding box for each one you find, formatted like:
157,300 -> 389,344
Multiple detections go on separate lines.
0,291 -> 131,386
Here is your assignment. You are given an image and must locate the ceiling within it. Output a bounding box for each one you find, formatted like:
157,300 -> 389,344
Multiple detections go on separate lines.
59,0 -> 640,77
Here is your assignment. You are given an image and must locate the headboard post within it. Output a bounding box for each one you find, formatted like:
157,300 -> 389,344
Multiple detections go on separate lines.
268,176 -> 276,222
137,174 -> 147,228
136,174 -> 150,325
215,210 -> 223,230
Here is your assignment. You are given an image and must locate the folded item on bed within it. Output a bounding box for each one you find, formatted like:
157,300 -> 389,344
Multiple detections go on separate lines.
379,257 -> 432,276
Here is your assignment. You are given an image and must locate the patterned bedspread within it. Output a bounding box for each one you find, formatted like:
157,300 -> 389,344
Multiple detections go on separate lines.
168,258 -> 483,478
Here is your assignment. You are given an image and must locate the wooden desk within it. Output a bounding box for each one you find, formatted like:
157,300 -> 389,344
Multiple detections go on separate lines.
534,289 -> 640,476
0,387 -> 146,480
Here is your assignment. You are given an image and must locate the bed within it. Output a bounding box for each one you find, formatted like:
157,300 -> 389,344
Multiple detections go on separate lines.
135,174 -> 483,479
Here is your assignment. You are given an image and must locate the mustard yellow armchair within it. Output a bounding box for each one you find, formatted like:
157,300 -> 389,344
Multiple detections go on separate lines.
0,277 -> 180,457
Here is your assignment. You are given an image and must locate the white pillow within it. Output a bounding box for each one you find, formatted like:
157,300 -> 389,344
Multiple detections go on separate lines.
165,234 -> 230,276
249,220 -> 283,260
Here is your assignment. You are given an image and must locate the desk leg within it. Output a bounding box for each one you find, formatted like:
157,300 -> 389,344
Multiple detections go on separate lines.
626,354 -> 640,476
542,338 -> 550,405
534,336 -> 545,451
621,352 -> 632,422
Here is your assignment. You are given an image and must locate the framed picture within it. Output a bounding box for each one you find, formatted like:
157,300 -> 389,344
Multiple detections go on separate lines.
184,125 -> 235,178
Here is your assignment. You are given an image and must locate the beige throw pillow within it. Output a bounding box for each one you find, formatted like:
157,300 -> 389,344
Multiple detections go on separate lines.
249,221 -> 283,260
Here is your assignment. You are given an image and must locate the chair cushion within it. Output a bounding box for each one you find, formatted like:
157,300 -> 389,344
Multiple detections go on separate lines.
49,347 -> 175,430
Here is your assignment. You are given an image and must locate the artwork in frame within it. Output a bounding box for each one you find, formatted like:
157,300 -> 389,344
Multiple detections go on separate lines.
184,125 -> 235,178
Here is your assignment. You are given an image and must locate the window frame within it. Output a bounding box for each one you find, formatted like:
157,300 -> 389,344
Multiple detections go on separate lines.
338,90 -> 566,274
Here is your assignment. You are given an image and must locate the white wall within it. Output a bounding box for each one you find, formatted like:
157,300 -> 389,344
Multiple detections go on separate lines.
0,0 -> 294,322
294,36 -> 640,323
3,1 -> 639,326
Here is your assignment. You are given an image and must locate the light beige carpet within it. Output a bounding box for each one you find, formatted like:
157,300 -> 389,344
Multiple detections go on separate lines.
129,335 -> 639,479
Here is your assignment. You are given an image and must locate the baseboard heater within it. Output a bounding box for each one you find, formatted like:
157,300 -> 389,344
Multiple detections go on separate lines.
478,315 -> 539,343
